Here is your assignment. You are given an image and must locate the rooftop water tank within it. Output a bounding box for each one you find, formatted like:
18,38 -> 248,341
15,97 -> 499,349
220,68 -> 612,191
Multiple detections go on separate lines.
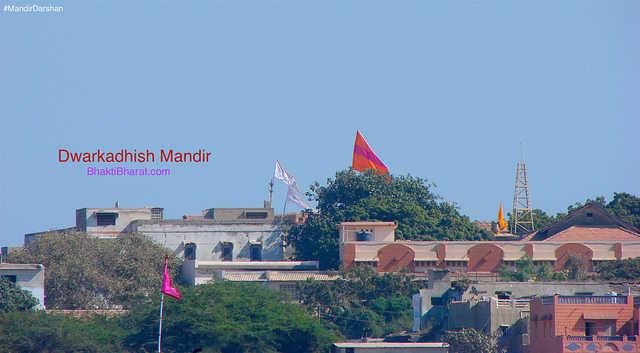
356,231 -> 373,241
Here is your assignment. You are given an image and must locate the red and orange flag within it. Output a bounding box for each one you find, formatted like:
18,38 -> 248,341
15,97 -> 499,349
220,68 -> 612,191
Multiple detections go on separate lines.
352,131 -> 389,175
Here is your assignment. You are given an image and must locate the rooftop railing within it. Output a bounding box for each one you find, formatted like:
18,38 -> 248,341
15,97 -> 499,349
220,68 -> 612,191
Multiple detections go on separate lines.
497,299 -> 530,308
541,296 -> 554,305
565,336 -> 637,342
558,295 -> 627,305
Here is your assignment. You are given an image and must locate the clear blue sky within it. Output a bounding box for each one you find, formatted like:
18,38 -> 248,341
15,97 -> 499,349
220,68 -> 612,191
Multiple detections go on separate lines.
1,1 -> 638,247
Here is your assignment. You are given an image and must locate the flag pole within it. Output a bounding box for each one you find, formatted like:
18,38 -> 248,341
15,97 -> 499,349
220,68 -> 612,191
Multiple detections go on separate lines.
158,292 -> 165,353
282,199 -> 288,220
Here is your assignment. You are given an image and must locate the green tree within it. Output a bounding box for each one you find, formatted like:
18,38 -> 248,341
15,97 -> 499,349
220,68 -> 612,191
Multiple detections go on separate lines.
0,281 -> 338,353
536,262 -> 552,281
0,310 -> 124,353
298,266 -> 426,339
121,281 -> 338,353
606,192 -> 640,229
0,277 -> 39,312
531,209 -> 556,230
6,231 -> 182,310
563,254 -> 590,281
597,257 -> 640,281
443,328 -> 503,353
286,169 -> 493,270
498,255 -> 535,282
567,196 -> 607,213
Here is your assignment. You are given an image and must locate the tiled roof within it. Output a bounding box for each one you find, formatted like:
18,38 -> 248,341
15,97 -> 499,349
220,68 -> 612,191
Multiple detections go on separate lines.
221,271 -> 341,282
521,233 -> 535,241
545,226 -> 640,242
222,273 -> 266,281
265,272 -> 341,282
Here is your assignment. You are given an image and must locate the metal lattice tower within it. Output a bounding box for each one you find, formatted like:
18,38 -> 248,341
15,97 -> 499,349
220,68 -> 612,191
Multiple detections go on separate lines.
512,150 -> 534,234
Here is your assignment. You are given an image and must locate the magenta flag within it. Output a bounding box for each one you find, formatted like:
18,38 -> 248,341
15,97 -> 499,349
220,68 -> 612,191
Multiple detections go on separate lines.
162,258 -> 181,299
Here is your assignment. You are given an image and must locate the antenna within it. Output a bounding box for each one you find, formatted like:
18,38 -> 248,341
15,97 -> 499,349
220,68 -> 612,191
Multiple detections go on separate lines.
512,144 -> 534,234
520,142 -> 523,163
268,178 -> 274,207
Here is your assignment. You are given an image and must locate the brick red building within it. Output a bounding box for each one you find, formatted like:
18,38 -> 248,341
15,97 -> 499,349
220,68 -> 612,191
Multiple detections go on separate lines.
338,203 -> 640,275
529,295 -> 640,353
339,221 -> 640,275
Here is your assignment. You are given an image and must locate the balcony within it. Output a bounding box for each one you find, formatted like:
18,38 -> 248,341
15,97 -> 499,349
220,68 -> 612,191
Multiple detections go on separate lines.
565,336 -> 635,342
560,336 -> 638,353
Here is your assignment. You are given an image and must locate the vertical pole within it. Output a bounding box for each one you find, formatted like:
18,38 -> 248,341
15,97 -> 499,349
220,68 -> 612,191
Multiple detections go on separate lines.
282,201 -> 287,219
269,177 -> 274,207
158,292 -> 165,353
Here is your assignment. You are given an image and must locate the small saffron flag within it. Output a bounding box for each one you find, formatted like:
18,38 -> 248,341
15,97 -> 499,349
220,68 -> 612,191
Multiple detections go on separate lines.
162,257 -> 181,299
352,131 -> 389,175
498,203 -> 508,230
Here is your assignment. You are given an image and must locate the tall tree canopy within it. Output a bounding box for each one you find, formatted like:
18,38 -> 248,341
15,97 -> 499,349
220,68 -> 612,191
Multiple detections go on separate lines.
298,266 -> 426,339
605,192 -> 640,229
0,282 -> 338,353
123,281 -> 338,353
443,328 -> 502,353
285,169 -> 493,270
5,231 -> 182,310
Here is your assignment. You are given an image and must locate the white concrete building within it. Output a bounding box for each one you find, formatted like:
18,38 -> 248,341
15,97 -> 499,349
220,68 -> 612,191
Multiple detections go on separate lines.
0,263 -> 46,309
132,206 -> 284,262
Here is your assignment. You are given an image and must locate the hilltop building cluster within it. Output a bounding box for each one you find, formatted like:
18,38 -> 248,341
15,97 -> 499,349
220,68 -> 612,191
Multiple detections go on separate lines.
2,200 -> 640,353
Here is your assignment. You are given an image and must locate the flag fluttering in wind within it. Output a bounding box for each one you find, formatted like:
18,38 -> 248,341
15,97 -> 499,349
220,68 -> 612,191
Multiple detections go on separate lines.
162,257 -> 181,300
286,186 -> 317,213
498,203 -> 508,230
352,131 -> 389,175
274,160 -> 302,194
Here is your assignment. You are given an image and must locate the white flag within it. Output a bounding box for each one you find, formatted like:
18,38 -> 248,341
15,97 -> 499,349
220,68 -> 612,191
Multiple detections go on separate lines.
274,160 -> 302,194
286,187 -> 317,213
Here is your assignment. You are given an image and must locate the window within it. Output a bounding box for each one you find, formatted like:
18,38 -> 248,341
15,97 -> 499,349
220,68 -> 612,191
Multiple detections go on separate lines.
96,212 -> 117,226
585,322 -> 597,336
431,297 -> 444,306
586,212 -> 593,218
250,244 -> 262,261
151,208 -> 164,220
1,275 -> 17,283
499,325 -> 509,337
221,243 -> 233,261
346,348 -> 355,353
245,212 -> 268,219
184,243 -> 196,261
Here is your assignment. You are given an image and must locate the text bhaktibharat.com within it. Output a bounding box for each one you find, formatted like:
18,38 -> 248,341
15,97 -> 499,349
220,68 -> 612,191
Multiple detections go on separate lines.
87,167 -> 170,176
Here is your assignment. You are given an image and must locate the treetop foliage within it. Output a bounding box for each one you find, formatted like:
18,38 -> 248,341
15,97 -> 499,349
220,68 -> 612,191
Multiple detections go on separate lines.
443,328 -> 504,353
0,282 -> 338,353
298,266 -> 427,339
287,169 -> 493,270
5,231 -> 182,310
123,281 -> 338,353
597,257 -> 640,281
